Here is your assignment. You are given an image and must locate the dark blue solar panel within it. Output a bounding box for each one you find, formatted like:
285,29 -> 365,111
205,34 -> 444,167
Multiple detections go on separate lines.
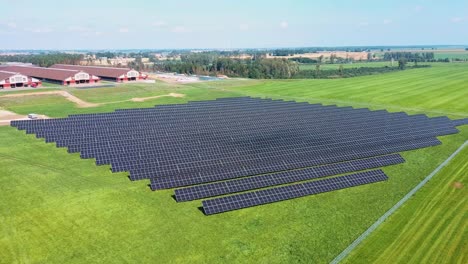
202,170 -> 388,215
175,154 -> 404,202
11,96 -> 459,214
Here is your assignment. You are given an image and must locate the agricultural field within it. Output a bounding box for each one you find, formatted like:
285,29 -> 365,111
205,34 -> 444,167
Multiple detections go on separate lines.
298,61 -> 397,71
434,52 -> 468,60
0,63 -> 467,263
345,145 -> 467,264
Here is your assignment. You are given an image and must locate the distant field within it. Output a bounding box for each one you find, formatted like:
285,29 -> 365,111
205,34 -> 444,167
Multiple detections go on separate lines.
373,49 -> 468,60
299,61 -> 396,70
0,63 -> 467,263
434,52 -> 468,60
233,63 -> 468,116
345,145 -> 468,264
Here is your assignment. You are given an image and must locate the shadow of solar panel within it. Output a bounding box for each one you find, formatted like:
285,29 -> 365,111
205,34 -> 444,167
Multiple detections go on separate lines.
202,170 -> 388,215
175,154 -> 404,202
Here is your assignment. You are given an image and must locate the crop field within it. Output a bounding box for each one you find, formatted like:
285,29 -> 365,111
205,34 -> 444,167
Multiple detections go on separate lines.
434,51 -> 468,60
298,61 -> 397,71
0,63 -> 467,263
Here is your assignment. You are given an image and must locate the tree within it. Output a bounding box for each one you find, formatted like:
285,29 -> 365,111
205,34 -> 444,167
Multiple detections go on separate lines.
318,55 -> 324,63
367,52 -> 372,61
338,65 -> 344,76
398,59 -> 407,70
330,54 -> 336,64
315,64 -> 321,77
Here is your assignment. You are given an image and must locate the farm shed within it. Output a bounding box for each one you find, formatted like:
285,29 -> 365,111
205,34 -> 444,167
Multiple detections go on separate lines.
0,65 -> 100,86
0,70 -> 41,89
50,64 -> 148,82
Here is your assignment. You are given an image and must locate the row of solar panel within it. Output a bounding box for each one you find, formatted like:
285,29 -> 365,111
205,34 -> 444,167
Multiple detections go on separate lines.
175,153 -> 404,202
117,127 -> 454,178
22,113 -> 450,141
57,114 -> 450,155
50,111 -> 418,145
14,100 -> 348,126
57,113 -> 443,147
81,121 -> 455,162
23,107 -> 417,129
104,127 -> 454,176
34,112 -> 399,137
33,115 -> 449,143
202,169 -> 388,215
149,137 -> 440,187
14,99 -> 426,130
25,105 -> 390,132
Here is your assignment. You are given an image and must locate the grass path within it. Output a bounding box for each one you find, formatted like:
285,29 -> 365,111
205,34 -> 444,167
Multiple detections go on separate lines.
344,144 -> 468,264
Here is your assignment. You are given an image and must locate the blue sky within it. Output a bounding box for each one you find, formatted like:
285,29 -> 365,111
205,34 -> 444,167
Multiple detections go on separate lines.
0,0 -> 466,50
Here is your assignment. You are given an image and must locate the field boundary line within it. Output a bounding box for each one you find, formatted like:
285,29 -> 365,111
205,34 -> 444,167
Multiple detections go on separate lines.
330,140 -> 468,264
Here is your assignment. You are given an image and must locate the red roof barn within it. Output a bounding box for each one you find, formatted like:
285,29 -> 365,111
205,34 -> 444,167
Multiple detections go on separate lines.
0,70 -> 42,89
50,64 -> 148,82
0,65 -> 100,86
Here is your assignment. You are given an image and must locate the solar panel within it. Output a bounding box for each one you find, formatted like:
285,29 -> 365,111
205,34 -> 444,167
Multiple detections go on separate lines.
452,118 -> 468,126
11,96 -> 460,215
150,137 -> 439,189
202,169 -> 388,215
175,154 -> 404,202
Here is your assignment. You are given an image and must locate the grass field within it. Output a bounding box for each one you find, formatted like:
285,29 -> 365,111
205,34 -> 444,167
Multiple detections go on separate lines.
298,61 -> 397,71
344,145 -> 467,264
0,63 -> 467,263
434,52 -> 468,60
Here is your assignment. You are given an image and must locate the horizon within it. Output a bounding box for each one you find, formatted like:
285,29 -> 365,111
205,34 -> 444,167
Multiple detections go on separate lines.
1,0 -> 467,50
1,44 -> 468,53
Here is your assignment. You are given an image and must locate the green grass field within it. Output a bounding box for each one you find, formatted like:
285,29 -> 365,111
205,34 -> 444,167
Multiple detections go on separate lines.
299,61 -> 396,71
0,63 -> 467,263
434,52 -> 468,60
344,145 -> 467,264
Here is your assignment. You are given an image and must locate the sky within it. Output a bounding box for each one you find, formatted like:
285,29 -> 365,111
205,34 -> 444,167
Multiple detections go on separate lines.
0,0 -> 467,50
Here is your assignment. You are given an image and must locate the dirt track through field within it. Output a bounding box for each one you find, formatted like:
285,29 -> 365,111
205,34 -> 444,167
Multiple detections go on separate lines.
0,109 -> 49,126
0,91 -> 185,108
0,91 -> 185,125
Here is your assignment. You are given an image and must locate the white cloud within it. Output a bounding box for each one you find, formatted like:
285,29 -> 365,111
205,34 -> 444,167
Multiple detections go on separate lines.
67,26 -> 89,32
153,21 -> 167,27
239,23 -> 249,31
414,5 -> 424,12
280,21 -> 288,29
450,17 -> 465,23
25,27 -> 53,33
358,22 -> 369,27
119,27 -> 129,33
7,22 -> 17,29
383,19 -> 392,25
172,26 -> 188,33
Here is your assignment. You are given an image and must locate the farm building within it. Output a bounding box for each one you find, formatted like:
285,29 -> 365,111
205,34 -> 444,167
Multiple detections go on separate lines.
0,65 -> 100,86
50,64 -> 148,82
0,70 -> 41,89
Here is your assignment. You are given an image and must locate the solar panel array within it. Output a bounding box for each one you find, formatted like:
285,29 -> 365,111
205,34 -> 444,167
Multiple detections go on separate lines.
11,97 -> 466,215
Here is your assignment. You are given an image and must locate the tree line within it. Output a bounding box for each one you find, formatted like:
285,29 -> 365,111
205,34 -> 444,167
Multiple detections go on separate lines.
294,65 -> 430,79
0,53 -> 83,67
382,52 -> 435,61
151,54 -> 299,79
